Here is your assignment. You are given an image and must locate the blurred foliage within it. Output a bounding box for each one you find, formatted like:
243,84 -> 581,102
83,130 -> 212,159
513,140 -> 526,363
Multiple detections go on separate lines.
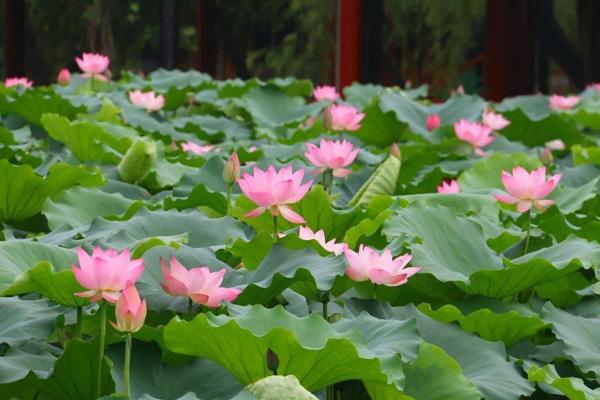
554,0 -> 581,54
382,0 -> 485,95
213,0 -> 335,83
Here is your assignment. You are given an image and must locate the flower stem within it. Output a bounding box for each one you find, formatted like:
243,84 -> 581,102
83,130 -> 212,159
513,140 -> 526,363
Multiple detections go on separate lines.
96,301 -> 107,398
321,169 -> 334,195
90,77 -> 96,92
273,215 -> 278,240
124,333 -> 132,399
74,306 -> 82,339
226,184 -> 233,216
322,301 -> 328,321
524,210 -> 532,255
188,297 -> 194,315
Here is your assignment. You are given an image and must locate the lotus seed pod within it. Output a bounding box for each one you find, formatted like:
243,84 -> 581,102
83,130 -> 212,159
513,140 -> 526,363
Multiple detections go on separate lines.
246,375 -> 318,400
118,139 -> 157,183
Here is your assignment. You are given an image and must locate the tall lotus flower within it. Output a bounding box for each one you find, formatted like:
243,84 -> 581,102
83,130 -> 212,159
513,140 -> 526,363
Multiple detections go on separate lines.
182,142 -> 214,155
238,165 -> 312,224
57,69 -> 71,85
299,226 -> 348,256
129,90 -> 165,112
313,85 -> 339,102
426,114 -> 441,131
453,119 -> 495,156
160,257 -> 240,308
75,52 -> 110,80
482,109 -> 510,130
305,139 -> 359,178
437,179 -> 460,194
4,77 -> 33,88
110,282 -> 147,333
549,95 -> 580,111
323,104 -> 365,131
494,166 -> 561,212
344,245 -> 420,287
71,247 -> 144,303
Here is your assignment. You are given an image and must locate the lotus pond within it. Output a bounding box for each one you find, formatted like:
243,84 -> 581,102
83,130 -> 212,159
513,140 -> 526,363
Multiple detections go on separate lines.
1,62 -> 600,400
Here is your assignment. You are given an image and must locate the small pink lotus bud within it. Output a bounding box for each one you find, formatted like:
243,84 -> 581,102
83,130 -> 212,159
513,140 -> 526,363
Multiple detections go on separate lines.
223,152 -> 241,184
57,69 -> 71,86
544,139 -> 565,151
426,114 -> 441,131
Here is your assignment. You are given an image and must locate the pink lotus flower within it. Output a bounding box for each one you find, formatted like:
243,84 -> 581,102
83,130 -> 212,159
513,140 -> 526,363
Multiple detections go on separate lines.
453,119 -> 495,156
494,166 -> 561,212
160,257 -> 240,308
545,139 -> 565,151
129,90 -> 165,112
57,69 -> 71,85
305,139 -> 359,178
110,282 -> 147,333
323,104 -> 365,131
313,85 -> 339,102
549,95 -> 580,111
344,245 -> 420,287
182,142 -> 214,155
437,179 -> 460,194
75,52 -> 110,80
426,114 -> 441,131
4,77 -> 33,88
238,165 -> 312,224
223,152 -> 241,183
298,226 -> 348,255
71,247 -> 144,303
482,109 -> 510,130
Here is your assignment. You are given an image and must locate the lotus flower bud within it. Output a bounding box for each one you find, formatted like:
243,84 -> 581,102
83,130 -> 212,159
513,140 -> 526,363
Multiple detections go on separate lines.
541,147 -> 553,165
322,107 -> 333,131
223,152 -> 241,184
426,114 -> 441,131
110,282 -> 147,333
390,143 -> 401,159
57,69 -> 71,86
118,139 -> 157,183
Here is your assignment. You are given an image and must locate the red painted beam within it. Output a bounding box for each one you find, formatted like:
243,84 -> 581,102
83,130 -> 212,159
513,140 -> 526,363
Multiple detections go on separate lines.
336,0 -> 362,91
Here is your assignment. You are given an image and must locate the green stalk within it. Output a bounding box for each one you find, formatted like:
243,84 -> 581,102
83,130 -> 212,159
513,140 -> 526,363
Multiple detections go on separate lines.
323,300 -> 333,400
273,215 -> 279,240
74,306 -> 83,339
124,333 -> 132,399
96,301 -> 107,398
90,76 -> 96,92
226,184 -> 233,216
524,210 -> 532,255
321,169 -> 334,195
188,298 -> 194,315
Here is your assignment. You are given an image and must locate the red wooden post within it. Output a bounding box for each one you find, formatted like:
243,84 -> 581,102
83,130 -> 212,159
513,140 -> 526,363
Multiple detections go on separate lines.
3,0 -> 26,77
335,0 -> 362,91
